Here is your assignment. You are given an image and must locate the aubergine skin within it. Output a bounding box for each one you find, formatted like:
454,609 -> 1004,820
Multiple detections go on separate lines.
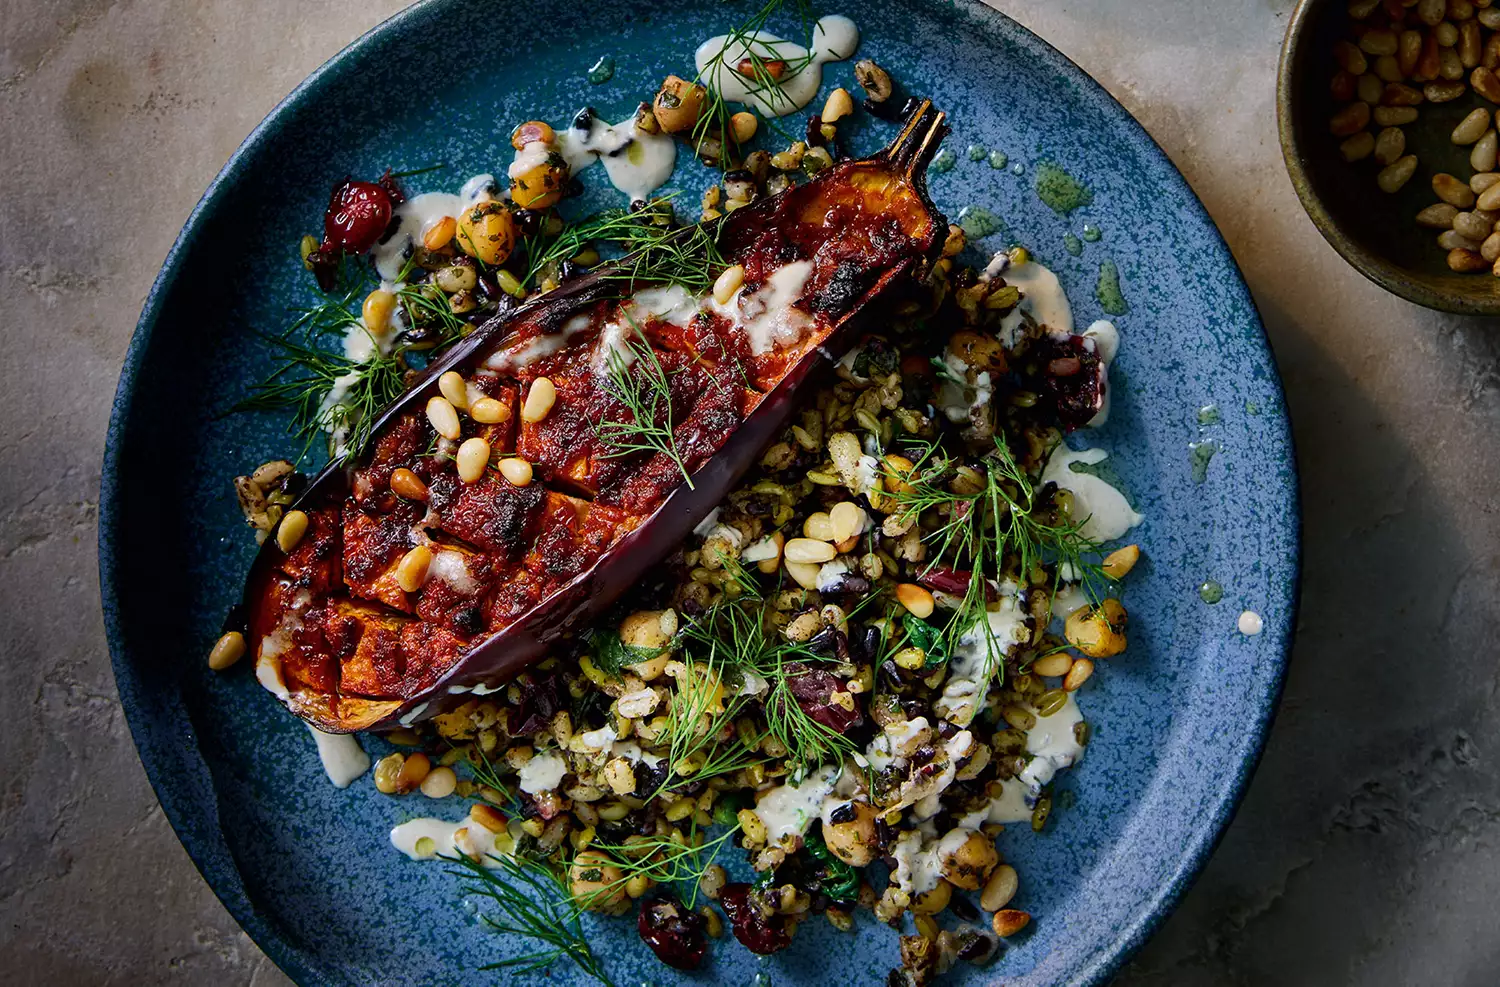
244,103 -> 951,733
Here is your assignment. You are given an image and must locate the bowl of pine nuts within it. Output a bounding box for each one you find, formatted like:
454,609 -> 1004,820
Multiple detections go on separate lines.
1280,0 -> 1500,313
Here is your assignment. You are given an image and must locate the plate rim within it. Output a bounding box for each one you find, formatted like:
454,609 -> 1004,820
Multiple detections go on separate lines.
98,1 -> 1302,984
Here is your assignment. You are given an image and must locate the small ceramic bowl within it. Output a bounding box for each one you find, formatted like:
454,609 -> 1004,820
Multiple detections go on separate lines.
1279,0 -> 1500,314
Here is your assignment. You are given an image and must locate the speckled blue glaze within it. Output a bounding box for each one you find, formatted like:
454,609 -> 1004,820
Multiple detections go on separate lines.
98,1 -> 1299,985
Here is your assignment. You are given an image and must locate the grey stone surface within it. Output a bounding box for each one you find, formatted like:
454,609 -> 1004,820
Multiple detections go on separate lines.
2,0 -> 1498,984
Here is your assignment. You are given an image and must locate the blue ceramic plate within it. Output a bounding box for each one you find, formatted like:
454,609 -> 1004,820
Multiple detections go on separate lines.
99,1 -> 1298,984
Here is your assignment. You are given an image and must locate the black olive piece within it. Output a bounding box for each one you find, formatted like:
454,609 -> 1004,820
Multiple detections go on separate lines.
957,931 -> 999,962
724,167 -> 754,184
475,272 -> 501,302
453,607 -> 485,636
828,801 -> 857,825
936,720 -> 959,740
513,208 -> 545,237
220,604 -> 247,635
806,113 -> 828,148
564,177 -> 585,199
911,745 -> 937,767
572,106 -> 597,131
558,259 -> 587,282
949,894 -> 979,922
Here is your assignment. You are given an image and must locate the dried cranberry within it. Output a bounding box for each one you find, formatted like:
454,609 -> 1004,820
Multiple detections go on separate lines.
1032,334 -> 1105,431
507,671 -> 564,735
916,564 -> 973,597
637,898 -> 707,970
321,179 -> 395,256
719,884 -> 791,955
784,662 -> 862,733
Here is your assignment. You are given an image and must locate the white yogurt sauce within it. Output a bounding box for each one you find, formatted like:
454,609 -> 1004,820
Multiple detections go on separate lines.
995,259 -> 1074,343
755,763 -> 841,845
518,749 -> 568,794
740,535 -> 780,563
1238,610 -> 1264,636
554,113 -> 677,203
371,176 -> 495,281
1041,444 -> 1144,543
935,594 -> 1032,727
694,15 -> 859,117
713,260 -> 815,354
890,828 -> 946,896
484,311 -> 594,372
391,814 -> 505,863
955,692 -> 1088,826
426,550 -> 478,595
305,725 -> 371,788
815,559 -> 850,592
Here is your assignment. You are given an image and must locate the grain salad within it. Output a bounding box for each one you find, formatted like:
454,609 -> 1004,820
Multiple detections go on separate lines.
212,2 -> 1143,983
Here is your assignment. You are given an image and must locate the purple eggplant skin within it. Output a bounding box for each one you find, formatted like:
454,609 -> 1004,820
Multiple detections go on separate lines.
244,102 -> 950,733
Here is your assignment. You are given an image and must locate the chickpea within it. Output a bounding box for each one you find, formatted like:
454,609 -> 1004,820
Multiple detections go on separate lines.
821,801 -> 879,867
620,610 -> 672,650
569,849 -> 629,914
653,75 -> 708,134
940,830 -> 999,891
456,200 -> 517,265
1064,598 -> 1128,658
510,151 -> 570,210
911,879 -> 954,915
948,329 -> 1007,373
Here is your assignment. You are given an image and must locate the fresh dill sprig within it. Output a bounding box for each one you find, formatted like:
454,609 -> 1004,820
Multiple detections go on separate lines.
524,199 -> 724,293
652,646 -> 763,798
593,317 -> 696,487
448,853 -> 616,987
690,0 -> 818,167
582,822 -> 741,911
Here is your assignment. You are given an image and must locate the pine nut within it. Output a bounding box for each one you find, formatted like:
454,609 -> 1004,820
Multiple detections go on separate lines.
1381,82 -> 1423,106
422,215 -> 456,251
1399,30 -> 1423,75
396,751 -> 431,792
276,509 -> 308,552
730,111 -> 758,144
426,395 -> 461,440
1335,40 -> 1370,74
1341,132 -> 1376,162
1102,544 -> 1141,579
439,371 -> 469,410
1474,66 -> 1500,102
470,803 -> 507,832
208,631 -> 246,670
1377,155 -> 1419,192
829,502 -> 867,542
521,378 -> 556,423
713,264 -> 746,305
1437,19 -> 1460,45
785,537 -> 837,564
1440,47 -> 1466,80
1374,54 -> 1404,82
434,264 -> 477,294
420,766 -> 458,799
1462,19 -> 1483,68
1482,231 -> 1500,262
1358,72 -> 1384,103
1064,657 -> 1096,691
1484,6 -> 1500,27
1435,173 -> 1478,207
1373,106 -> 1418,126
1454,108 -> 1492,146
1417,202 -> 1461,227
363,289 -> 396,333
803,511 -> 836,541
1474,131 -> 1500,172
980,864 -> 1019,912
1455,211 -> 1493,240
1439,229 -> 1482,250
1419,0 -> 1447,25
457,436 -> 491,483
992,909 -> 1031,938
1492,255 -> 1500,276
1479,180 -> 1500,210
396,545 -> 433,592
1473,172 -> 1500,193
1373,127 -> 1405,165
1348,0 -> 1379,18
390,467 -> 428,500
784,560 -> 822,590
469,396 -> 509,423
1330,101 -> 1371,136
1359,28 -> 1398,55
822,87 -> 854,124
1424,80 -> 1467,101
756,531 -> 785,574
499,457 -> 533,486
1033,652 -> 1074,677
896,583 -> 936,618
1449,246 -> 1489,270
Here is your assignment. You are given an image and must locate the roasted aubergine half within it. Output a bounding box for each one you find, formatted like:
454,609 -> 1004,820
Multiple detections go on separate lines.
245,102 -> 951,732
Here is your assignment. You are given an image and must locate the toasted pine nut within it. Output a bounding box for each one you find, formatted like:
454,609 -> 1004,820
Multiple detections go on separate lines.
390,468 -> 428,501
756,531 -> 785,574
373,753 -> 404,794
396,751 -> 431,792
208,631 -> 246,670
1330,101 -> 1371,136
469,396 -> 510,423
1064,657 -> 1096,691
1449,246 -> 1489,271
426,395 -> 461,440
1032,652 -> 1074,677
499,457 -> 533,487
1480,180 -> 1500,211
1424,80 -> 1466,102
1359,28 -> 1398,55
1435,172 -> 1478,207
992,909 -> 1031,937
822,87 -> 854,124
1474,131 -> 1500,172
470,803 -> 507,832
829,502 -> 867,542
457,437 -> 491,483
1455,211 -> 1493,241
422,216 -> 457,251
1377,155 -> 1419,193
439,371 -> 469,410
1102,544 -> 1141,579
785,537 -> 837,564
1482,231 -> 1500,262
1473,65 -> 1500,102
522,378 -> 556,423
784,559 -> 822,590
276,509 -> 308,552
1439,229 -> 1481,251
980,864 -> 1019,912
420,766 -> 458,799
1417,202 -> 1461,227
1371,127 -> 1403,165
362,289 -> 395,333
1461,19 -> 1482,69
1372,105 -> 1417,126
896,583 -> 936,618
1455,107 -> 1493,145
713,264 -> 746,305
1335,39 -> 1369,74
1436,19 -> 1460,45
396,545 -> 433,593
730,111 -> 759,144
803,512 -> 836,541
1357,72 -> 1384,103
